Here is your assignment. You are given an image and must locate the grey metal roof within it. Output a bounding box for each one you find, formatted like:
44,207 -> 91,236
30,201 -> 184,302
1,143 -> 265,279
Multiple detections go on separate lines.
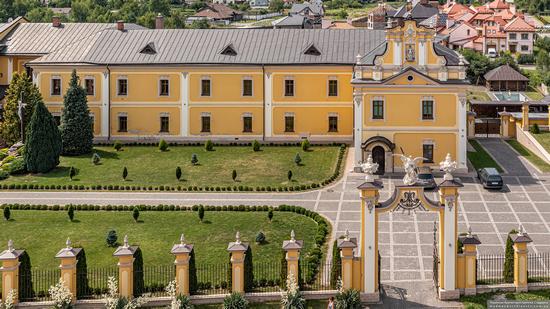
274,15 -> 306,27
290,3 -> 323,15
394,3 -> 438,20
31,29 -> 386,65
0,22 -> 146,55
360,41 -> 462,66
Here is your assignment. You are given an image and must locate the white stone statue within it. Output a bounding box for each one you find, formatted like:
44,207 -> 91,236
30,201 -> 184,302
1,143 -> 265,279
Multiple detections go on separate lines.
439,153 -> 457,181
395,154 -> 425,186
361,154 -> 379,182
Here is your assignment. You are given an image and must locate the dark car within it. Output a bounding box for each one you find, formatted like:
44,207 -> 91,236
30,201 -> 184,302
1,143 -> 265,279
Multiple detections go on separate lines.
477,168 -> 503,189
415,167 -> 437,190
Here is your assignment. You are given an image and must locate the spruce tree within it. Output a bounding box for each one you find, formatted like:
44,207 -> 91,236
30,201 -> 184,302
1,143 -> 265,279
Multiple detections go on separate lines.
60,70 -> 93,155
0,72 -> 40,145
24,100 -> 62,173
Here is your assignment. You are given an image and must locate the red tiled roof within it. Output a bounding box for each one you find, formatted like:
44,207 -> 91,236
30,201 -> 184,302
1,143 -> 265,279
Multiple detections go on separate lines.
504,16 -> 535,32
488,0 -> 509,9
193,4 -> 240,19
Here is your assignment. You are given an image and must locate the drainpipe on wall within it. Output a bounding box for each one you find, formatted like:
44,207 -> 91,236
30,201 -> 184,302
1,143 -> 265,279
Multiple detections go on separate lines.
262,64 -> 266,142
107,65 -> 111,141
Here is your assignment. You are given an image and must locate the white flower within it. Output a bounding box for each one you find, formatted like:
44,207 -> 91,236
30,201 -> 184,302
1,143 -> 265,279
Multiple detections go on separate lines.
1,289 -> 16,309
48,279 -> 73,309
103,276 -> 148,309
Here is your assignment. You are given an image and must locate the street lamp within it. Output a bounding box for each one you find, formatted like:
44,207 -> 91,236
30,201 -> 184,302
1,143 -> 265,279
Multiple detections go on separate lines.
17,91 -> 27,143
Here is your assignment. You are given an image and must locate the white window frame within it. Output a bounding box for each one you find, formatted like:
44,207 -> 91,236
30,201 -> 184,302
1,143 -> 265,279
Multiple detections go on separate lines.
284,76 -> 295,97
117,112 -> 128,132
284,112 -> 295,132
242,112 -> 253,133
328,112 -> 339,132
50,76 -> 62,96
159,77 -> 170,97
327,76 -> 338,97
200,76 -> 211,97
420,96 -> 435,121
242,76 -> 253,97
84,76 -> 95,97
159,112 -> 170,133
371,96 -> 385,121
200,112 -> 211,133
116,76 -> 128,97
422,139 -> 435,163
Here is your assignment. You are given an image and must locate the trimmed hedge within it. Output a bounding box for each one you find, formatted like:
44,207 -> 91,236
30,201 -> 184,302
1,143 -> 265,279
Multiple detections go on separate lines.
0,144 -> 347,193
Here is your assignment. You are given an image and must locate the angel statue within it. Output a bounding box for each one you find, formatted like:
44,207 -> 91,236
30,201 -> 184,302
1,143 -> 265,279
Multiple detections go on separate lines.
361,154 -> 379,182
439,153 -> 457,181
394,154 -> 425,186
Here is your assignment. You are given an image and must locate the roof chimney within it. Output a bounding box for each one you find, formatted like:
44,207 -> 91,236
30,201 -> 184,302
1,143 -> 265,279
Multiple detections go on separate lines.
52,16 -> 61,27
155,13 -> 164,29
117,20 -> 125,31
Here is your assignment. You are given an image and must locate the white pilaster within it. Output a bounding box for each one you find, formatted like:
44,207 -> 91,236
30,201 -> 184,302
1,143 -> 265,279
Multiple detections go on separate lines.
443,196 -> 457,291
419,41 -> 426,66
101,71 -> 110,138
393,41 -> 402,66
180,72 -> 189,137
32,71 -> 40,87
7,58 -> 13,83
354,93 -> 363,170
264,72 -> 273,138
457,95 -> 467,170
362,197 -> 377,294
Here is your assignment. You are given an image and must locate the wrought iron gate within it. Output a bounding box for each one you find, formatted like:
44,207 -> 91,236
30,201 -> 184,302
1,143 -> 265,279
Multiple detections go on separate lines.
474,118 -> 501,137
432,221 -> 439,291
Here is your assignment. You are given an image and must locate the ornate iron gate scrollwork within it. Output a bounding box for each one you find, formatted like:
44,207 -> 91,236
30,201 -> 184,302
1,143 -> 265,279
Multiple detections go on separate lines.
432,221 -> 439,292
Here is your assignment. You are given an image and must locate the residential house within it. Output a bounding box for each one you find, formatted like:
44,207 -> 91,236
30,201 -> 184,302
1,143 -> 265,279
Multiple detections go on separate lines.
273,15 -> 316,28
484,64 -> 528,91
389,0 -> 439,27
289,2 -> 324,18
354,2 -> 396,29
187,4 -> 243,25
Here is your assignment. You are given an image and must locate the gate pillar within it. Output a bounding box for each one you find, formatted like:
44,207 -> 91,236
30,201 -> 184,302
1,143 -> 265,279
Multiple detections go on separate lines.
522,103 -> 530,131
437,156 -> 463,301
358,177 -> 382,303
500,111 -> 511,138
458,229 -> 481,296
467,111 -> 476,139
511,226 -> 532,292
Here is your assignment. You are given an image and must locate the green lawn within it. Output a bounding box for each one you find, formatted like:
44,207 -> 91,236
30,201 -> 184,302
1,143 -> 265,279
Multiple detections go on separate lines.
525,90 -> 544,101
467,91 -> 491,102
0,210 -> 320,269
532,131 -> 550,151
462,289 -> 550,309
467,140 -> 503,172
3,145 -> 341,188
506,140 -> 550,172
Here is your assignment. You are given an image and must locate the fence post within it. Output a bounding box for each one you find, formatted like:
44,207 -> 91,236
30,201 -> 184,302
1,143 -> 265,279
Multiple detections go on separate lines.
458,228 -> 481,296
500,111 -> 511,138
511,226 -> 532,292
55,238 -> 81,302
113,235 -> 138,299
282,230 -> 303,280
467,111 -> 476,138
337,230 -> 357,290
171,234 -> 193,296
0,240 -> 24,304
522,103 -> 530,131
227,232 -> 249,293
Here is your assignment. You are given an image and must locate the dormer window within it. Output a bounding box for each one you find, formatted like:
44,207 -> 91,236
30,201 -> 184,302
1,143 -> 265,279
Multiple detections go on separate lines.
304,44 -> 321,56
140,42 -> 157,55
220,44 -> 237,56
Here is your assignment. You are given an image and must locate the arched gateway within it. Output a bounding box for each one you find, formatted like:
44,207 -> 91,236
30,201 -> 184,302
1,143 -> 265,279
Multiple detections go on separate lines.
339,154 -> 463,302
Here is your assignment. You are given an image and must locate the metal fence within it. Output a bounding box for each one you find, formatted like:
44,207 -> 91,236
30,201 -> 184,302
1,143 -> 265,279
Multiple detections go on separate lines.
528,252 -> 550,283
77,266 -> 118,299
300,261 -> 338,291
136,265 -> 175,297
476,254 -> 508,285
250,261 -> 281,293
195,263 -> 231,295
19,268 -> 60,302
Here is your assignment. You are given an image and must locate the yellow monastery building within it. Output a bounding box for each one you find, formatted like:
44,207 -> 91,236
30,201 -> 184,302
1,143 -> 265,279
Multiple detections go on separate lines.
0,17 -> 469,173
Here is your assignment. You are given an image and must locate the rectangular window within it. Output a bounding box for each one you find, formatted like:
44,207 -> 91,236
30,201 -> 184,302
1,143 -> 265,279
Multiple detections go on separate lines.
521,33 -> 529,40
160,116 -> 169,133
159,79 -> 169,96
84,78 -> 94,96
521,45 -> 529,51
243,116 -> 252,132
201,79 -> 211,97
372,100 -> 384,120
328,79 -> 338,97
284,79 -> 294,97
201,115 -> 211,133
118,115 -> 127,132
242,79 -> 253,96
328,116 -> 338,132
117,79 -> 128,96
51,78 -> 61,96
509,33 -> 517,40
284,115 -> 294,132
53,115 -> 61,126
423,144 -> 434,163
422,99 -> 434,120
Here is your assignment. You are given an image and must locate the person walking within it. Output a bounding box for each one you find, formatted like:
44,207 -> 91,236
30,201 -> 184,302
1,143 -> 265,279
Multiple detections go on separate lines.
327,296 -> 335,309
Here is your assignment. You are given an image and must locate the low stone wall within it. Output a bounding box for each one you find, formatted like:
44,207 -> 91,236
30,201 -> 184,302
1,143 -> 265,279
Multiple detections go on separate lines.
515,124 -> 550,164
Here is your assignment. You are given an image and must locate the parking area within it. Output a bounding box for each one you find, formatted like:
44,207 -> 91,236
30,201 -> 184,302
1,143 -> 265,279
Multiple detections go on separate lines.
337,173 -> 550,283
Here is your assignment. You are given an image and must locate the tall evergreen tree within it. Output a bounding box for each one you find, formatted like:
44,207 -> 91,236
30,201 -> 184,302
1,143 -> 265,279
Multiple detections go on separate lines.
0,72 -> 40,145
60,70 -> 93,155
24,99 -> 62,173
